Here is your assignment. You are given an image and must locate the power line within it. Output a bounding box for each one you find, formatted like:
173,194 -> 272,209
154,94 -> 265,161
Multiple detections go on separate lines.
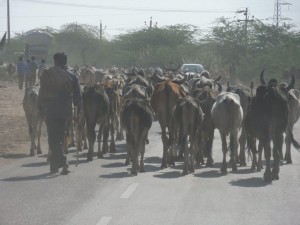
15,0 -> 236,13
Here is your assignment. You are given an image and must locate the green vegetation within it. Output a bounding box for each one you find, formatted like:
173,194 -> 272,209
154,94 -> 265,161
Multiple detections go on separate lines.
2,18 -> 300,83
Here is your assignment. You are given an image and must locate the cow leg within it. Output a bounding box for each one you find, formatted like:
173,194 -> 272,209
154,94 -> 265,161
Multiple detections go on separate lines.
36,118 -> 43,154
238,126 -> 247,166
263,139 -> 272,182
86,122 -> 96,161
206,130 -> 215,167
139,136 -> 146,173
230,132 -> 238,172
109,115 -> 116,153
125,133 -> 131,165
272,133 -> 282,181
97,122 -> 104,158
69,120 -> 75,148
220,132 -> 228,174
196,132 -> 205,165
257,141 -> 263,171
284,129 -> 292,164
83,125 -> 88,150
129,135 -> 138,176
189,134 -> 197,173
160,123 -> 169,169
102,121 -> 109,154
29,124 -> 36,156
248,135 -> 257,172
182,135 -> 189,175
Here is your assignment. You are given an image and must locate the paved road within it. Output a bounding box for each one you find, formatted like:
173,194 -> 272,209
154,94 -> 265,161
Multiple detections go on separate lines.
0,121 -> 300,225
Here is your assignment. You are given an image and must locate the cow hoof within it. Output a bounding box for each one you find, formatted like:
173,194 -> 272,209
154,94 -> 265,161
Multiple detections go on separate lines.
182,170 -> 188,176
240,161 -> 247,167
29,152 -> 35,157
110,149 -> 116,153
220,167 -> 227,175
161,163 -> 168,169
232,167 -> 238,173
125,159 -> 130,165
251,166 -> 256,172
130,171 -> 138,176
140,168 -> 145,173
263,172 -> 272,183
145,139 -> 149,144
87,153 -> 93,161
97,154 -> 103,159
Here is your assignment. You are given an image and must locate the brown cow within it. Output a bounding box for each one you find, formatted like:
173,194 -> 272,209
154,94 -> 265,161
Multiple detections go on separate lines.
151,78 -> 186,168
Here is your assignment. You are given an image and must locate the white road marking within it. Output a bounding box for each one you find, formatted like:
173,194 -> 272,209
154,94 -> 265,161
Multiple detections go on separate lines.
120,182 -> 140,199
96,216 -> 112,225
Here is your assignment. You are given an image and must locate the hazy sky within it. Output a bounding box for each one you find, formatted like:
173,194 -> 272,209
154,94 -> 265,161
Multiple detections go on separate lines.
0,0 -> 299,39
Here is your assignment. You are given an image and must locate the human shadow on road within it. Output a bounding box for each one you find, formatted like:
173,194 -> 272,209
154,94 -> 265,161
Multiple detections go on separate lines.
68,159 -> 89,165
22,161 -> 49,167
99,171 -> 131,179
1,173 -> 59,182
229,177 -> 268,187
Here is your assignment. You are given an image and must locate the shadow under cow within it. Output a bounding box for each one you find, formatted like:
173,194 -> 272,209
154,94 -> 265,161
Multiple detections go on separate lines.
1,173 -> 59,182
229,177 -> 269,187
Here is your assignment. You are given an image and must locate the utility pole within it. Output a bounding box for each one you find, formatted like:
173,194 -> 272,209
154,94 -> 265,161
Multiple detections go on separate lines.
99,20 -> 106,40
273,0 -> 291,27
237,8 -> 254,49
144,17 -> 157,30
7,0 -> 11,43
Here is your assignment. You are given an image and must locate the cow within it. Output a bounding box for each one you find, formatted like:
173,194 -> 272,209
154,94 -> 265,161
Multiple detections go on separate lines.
82,84 -> 109,161
226,82 -> 254,166
121,98 -> 154,175
172,96 -> 204,175
246,70 -> 298,182
102,78 -> 123,152
212,92 -> 243,174
151,78 -> 186,168
23,86 -> 44,156
282,86 -> 300,163
193,85 -> 221,166
79,66 -> 96,85
7,63 -> 16,80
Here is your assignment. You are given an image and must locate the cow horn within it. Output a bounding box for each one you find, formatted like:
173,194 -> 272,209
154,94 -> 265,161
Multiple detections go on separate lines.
215,81 -> 222,92
260,69 -> 266,85
287,74 -> 295,91
154,72 -> 166,83
250,81 -> 254,89
174,76 -> 187,85
214,75 -> 221,82
227,81 -> 230,89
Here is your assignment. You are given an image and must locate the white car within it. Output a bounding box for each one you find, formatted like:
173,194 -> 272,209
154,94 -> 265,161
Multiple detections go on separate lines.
181,64 -> 204,77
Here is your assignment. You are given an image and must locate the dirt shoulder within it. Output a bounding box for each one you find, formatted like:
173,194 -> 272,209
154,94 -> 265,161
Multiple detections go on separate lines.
0,81 -> 47,167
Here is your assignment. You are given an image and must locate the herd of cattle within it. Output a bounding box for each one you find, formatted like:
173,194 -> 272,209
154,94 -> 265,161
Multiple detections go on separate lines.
22,65 -> 300,182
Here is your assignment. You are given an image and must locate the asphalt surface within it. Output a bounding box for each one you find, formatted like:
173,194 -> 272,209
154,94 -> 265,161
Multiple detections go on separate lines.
0,121 -> 300,225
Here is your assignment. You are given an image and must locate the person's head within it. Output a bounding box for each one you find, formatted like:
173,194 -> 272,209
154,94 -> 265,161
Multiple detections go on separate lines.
41,59 -> 45,64
18,56 -> 23,62
26,59 -> 30,63
53,52 -> 67,68
31,56 -> 35,61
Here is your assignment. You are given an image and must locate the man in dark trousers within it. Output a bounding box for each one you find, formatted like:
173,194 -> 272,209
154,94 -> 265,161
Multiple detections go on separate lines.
38,52 -> 81,175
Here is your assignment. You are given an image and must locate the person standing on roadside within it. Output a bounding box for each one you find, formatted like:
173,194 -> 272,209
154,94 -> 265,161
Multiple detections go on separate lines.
38,52 -> 81,175
28,56 -> 38,86
24,59 -> 31,88
16,56 -> 27,90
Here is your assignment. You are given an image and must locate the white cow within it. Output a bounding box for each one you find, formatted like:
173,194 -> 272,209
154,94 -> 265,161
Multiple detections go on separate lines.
212,92 -> 243,174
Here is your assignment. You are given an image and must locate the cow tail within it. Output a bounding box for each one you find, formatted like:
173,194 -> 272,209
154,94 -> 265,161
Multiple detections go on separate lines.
291,132 -> 300,151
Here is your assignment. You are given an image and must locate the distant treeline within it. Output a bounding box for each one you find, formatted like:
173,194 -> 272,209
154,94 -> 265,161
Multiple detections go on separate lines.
3,17 -> 300,84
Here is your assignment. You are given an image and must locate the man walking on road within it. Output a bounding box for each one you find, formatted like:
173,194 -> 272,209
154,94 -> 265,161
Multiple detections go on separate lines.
38,52 -> 81,175
16,56 -> 27,90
